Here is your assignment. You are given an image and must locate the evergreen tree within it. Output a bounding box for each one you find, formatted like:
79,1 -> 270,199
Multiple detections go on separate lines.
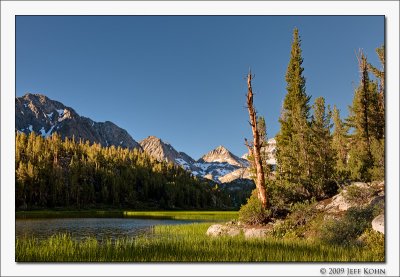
332,105 -> 350,183
310,97 -> 336,198
15,132 -> 233,210
367,45 -> 385,180
347,51 -> 382,181
276,28 -> 313,197
368,45 -> 385,99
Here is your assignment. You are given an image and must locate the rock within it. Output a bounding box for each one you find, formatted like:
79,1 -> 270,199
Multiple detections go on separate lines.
369,195 -> 384,209
206,224 -> 224,237
325,194 -> 352,212
372,214 -> 384,234
206,224 -> 240,237
226,227 -> 241,236
244,228 -> 269,239
352,182 -> 369,188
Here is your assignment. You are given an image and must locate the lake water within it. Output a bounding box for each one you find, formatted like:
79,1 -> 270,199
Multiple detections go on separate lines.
16,218 -> 199,241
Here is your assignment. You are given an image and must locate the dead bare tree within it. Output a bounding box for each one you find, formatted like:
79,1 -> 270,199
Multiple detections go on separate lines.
244,70 -> 269,209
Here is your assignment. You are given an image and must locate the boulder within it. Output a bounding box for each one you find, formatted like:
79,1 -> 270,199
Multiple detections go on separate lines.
206,224 -> 224,237
372,214 -> 384,234
206,222 -> 274,238
369,195 -> 384,209
325,194 -> 352,212
244,228 -> 269,239
206,224 -> 241,237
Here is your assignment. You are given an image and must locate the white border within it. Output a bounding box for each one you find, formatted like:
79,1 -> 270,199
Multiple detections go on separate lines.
1,1 -> 399,276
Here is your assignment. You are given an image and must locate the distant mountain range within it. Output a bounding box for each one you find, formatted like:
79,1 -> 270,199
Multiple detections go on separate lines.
16,93 -> 276,183
140,136 -> 250,183
16,93 -> 142,150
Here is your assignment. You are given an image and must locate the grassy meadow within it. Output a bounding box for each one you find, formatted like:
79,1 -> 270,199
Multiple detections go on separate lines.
16,222 -> 383,262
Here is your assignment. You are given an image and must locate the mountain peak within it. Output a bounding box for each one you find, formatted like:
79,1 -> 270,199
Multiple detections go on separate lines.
199,145 -> 248,168
140,136 -> 176,163
215,145 -> 229,152
16,93 -> 142,150
139,136 -> 197,172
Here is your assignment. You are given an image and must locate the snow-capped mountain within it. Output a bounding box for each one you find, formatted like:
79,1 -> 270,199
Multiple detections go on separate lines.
139,138 -> 252,183
15,93 -> 142,150
139,136 -> 199,172
198,145 -> 249,168
241,138 -> 277,166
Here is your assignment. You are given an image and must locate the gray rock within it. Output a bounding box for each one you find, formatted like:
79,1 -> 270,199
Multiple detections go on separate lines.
372,214 -> 384,234
325,194 -> 352,212
206,224 -> 224,237
244,228 -> 269,239
206,224 -> 241,237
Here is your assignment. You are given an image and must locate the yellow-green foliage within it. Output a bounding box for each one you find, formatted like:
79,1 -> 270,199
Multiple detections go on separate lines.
320,206 -> 377,246
123,211 -> 238,221
15,132 -> 231,210
272,199 -> 318,239
344,184 -> 375,206
238,190 -> 270,225
16,223 -> 383,262
359,229 -> 384,261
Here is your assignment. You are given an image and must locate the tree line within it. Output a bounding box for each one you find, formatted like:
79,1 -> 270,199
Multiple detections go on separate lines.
15,132 -> 232,210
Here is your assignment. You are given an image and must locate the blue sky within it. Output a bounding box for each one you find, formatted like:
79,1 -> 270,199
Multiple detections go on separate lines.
16,16 -> 384,159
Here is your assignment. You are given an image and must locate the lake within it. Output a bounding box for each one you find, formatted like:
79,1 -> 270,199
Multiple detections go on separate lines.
16,218 -> 200,242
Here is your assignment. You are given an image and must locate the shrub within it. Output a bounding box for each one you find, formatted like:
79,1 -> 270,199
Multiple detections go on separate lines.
268,180 -> 308,218
238,190 -> 271,225
272,199 -> 318,238
359,229 -> 384,260
320,206 -> 375,245
343,183 -> 381,206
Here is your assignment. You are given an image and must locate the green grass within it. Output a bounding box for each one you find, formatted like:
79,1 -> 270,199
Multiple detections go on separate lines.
16,223 -> 383,262
122,211 -> 238,221
16,210 -> 238,221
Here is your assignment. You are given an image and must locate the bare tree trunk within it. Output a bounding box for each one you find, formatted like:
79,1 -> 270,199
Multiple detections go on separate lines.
245,71 -> 269,209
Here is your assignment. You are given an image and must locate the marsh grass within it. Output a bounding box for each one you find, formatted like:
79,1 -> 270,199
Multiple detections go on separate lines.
122,211 -> 238,221
16,210 -> 238,221
16,223 -> 383,262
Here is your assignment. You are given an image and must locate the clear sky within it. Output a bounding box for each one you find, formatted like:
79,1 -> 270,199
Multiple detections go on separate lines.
16,16 -> 384,159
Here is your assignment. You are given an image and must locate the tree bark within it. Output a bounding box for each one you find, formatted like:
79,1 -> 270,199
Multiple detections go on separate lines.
245,72 -> 269,209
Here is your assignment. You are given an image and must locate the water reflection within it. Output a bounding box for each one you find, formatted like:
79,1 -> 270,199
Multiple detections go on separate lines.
16,218 -> 199,242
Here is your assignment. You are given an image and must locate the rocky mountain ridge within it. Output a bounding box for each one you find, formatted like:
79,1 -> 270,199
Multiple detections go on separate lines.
140,136 -> 251,183
15,93 -> 142,150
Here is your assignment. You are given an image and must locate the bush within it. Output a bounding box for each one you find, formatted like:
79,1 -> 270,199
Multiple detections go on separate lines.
320,206 -> 375,245
268,180 -> 308,218
344,184 -> 374,206
359,229 -> 384,260
238,190 -> 271,225
272,199 -> 318,238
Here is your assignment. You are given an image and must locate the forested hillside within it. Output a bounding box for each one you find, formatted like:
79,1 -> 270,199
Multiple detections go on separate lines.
15,132 -> 232,210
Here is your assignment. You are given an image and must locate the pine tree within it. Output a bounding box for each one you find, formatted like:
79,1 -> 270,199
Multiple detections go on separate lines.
310,97 -> 336,198
368,45 -> 384,99
332,105 -> 350,183
347,51 -> 379,181
276,28 -> 313,197
367,45 -> 385,180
